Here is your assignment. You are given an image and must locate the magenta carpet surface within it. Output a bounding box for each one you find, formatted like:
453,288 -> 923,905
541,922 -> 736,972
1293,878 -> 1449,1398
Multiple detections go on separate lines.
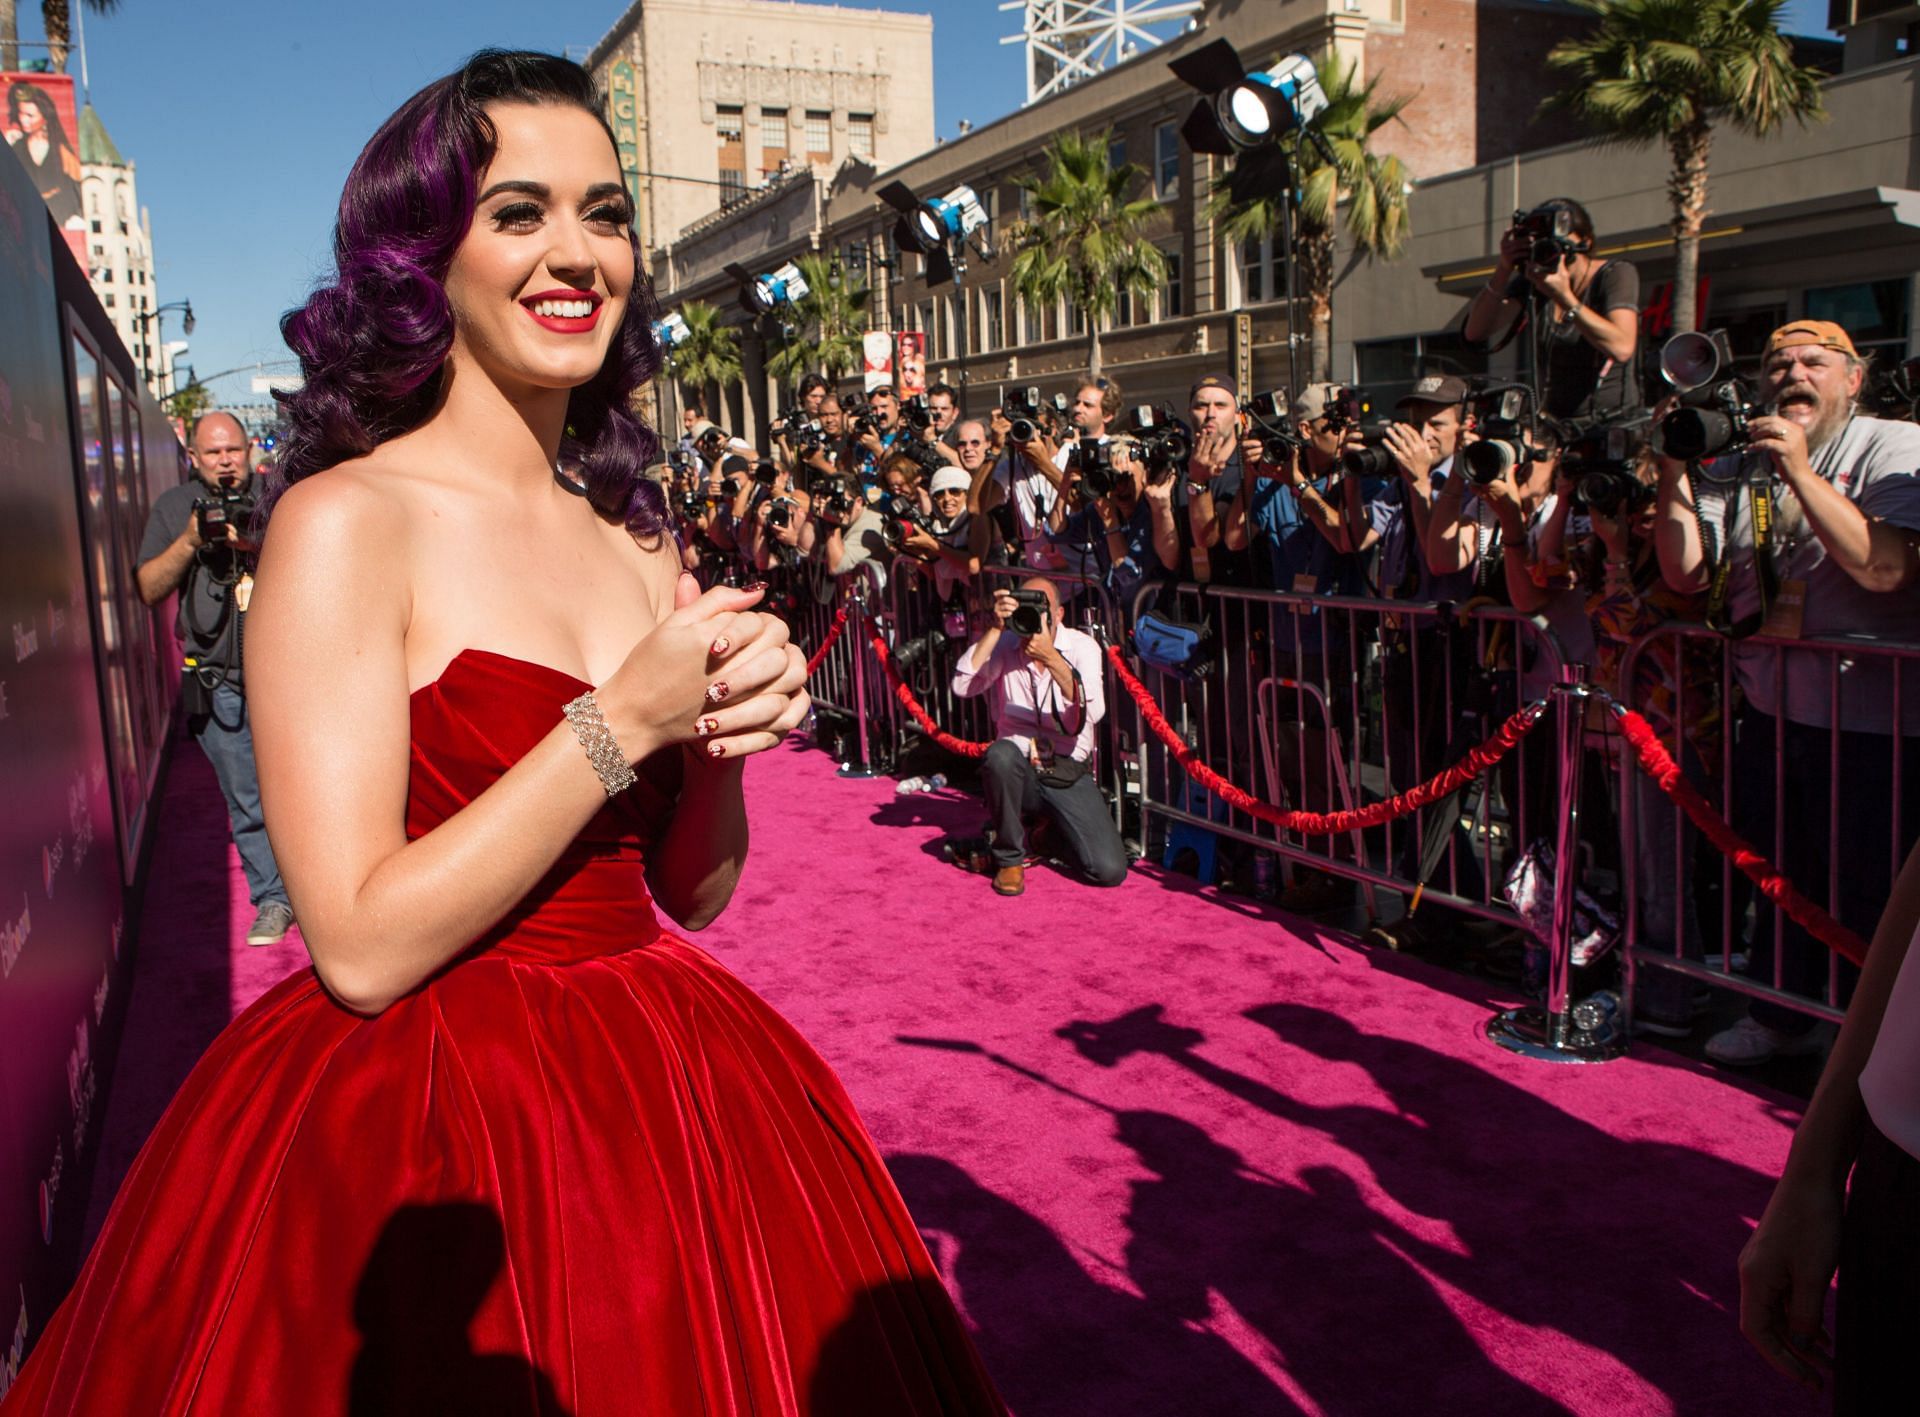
88,734 -> 1820,1416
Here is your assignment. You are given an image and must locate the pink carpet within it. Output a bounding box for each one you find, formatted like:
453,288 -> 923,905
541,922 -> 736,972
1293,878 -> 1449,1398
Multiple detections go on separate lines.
88,733 -> 1820,1416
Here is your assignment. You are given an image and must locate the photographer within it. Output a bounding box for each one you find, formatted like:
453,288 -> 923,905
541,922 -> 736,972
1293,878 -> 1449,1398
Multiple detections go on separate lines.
849,383 -> 905,483
135,411 -> 293,947
1463,197 -> 1640,422
928,381 -> 962,449
984,391 -> 1067,571
952,580 -> 1127,896
1179,375 -> 1245,585
1653,320 -> 1920,1065
1225,384 -> 1357,593
1050,437 -> 1175,604
812,466 -> 892,587
897,466 -> 986,594
797,373 -> 828,418
744,461 -> 815,575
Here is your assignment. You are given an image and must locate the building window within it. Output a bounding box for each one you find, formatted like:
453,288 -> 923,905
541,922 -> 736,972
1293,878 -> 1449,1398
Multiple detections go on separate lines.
1805,279 -> 1910,360
1018,295 -> 1041,346
1355,332 -> 1487,412
760,107 -> 788,177
716,104 -> 745,195
1161,247 -> 1184,319
100,268 -> 113,282
718,169 -> 746,204
1067,299 -> 1085,336
1238,236 -> 1279,305
1156,122 -> 1180,198
1115,286 -> 1132,327
805,110 -> 831,162
1108,136 -> 1127,172
90,219 -> 101,233
104,294 -> 115,307
848,113 -> 874,160
982,289 -> 1004,352
982,184 -> 998,224
917,300 -> 935,346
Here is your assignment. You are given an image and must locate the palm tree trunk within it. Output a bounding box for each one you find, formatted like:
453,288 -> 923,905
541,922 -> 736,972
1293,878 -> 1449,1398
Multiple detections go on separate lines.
1668,118 -> 1713,337
1301,230 -> 1336,384
41,0 -> 70,70
1086,291 -> 1102,379
2,1 -> 20,72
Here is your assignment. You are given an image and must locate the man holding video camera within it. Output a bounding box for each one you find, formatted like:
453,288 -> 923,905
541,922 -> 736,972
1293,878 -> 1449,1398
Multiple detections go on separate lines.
1653,319 -> 1920,1064
136,411 -> 293,947
953,578 -> 1126,896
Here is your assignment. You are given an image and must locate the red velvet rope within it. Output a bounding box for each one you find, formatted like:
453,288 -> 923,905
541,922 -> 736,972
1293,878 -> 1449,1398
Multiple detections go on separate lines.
867,633 -> 991,758
1614,706 -> 1868,967
804,607 -> 850,678
1105,644 -> 1545,835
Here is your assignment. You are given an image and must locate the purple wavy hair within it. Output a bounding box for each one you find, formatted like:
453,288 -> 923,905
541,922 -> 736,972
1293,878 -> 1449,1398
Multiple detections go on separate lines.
273,50 -> 667,538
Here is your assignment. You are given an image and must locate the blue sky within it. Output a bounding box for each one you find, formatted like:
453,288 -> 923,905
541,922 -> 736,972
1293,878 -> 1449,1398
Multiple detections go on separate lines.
11,0 -> 1839,410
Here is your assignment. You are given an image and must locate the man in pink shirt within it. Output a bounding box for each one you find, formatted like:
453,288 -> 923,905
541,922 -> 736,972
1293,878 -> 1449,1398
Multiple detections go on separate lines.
951,579 -> 1127,896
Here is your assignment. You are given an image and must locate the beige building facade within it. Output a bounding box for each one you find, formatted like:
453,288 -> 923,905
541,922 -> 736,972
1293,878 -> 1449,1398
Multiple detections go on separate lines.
76,104 -> 174,395
586,0 -> 936,256
649,0 -> 1596,440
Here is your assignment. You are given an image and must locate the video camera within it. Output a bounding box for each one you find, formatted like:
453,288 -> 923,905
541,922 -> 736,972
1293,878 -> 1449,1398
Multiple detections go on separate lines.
1651,331 -> 1758,472
1461,384 -> 1535,485
1128,405 -> 1193,484
192,488 -> 256,550
1562,412 -> 1654,516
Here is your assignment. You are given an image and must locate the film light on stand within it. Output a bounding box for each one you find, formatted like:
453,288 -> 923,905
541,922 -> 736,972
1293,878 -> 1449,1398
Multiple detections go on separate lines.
1169,40 -> 1327,155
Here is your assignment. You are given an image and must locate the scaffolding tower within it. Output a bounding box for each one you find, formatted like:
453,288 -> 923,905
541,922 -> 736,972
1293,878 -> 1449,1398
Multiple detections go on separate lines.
998,0 -> 1203,106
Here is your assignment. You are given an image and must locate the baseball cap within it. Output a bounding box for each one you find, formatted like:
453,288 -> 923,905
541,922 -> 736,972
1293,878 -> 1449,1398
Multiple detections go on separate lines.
1292,383 -> 1342,420
929,468 -> 970,495
689,419 -> 719,441
1189,374 -> 1239,402
1764,320 -> 1858,360
1395,373 -> 1470,410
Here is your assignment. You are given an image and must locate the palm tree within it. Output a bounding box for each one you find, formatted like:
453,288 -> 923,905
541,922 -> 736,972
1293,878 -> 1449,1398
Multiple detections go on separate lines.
41,0 -> 120,71
1545,0 -> 1825,335
2,2 -> 21,71
665,299 -> 742,419
1206,54 -> 1412,383
765,252 -> 869,388
1006,128 -> 1167,378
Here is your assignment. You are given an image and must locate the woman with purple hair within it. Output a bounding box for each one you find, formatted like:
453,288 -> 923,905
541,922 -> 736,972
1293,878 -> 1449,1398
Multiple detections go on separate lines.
2,52 -> 1003,1415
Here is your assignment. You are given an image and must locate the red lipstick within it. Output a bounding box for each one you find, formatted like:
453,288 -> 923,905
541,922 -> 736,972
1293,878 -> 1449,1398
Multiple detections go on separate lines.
519,288 -> 604,334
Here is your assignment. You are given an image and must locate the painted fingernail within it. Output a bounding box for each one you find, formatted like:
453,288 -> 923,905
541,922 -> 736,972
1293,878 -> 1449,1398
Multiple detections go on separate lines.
695,716 -> 721,737
745,581 -> 768,593
705,681 -> 730,704
706,741 -> 726,759
710,635 -> 731,656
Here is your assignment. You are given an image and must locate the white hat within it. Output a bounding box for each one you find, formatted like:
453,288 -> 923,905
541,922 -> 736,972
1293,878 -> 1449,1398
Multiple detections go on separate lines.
929,468 -> 970,495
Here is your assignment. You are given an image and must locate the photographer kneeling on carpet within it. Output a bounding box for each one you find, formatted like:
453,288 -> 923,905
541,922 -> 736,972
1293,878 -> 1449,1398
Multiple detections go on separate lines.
951,579 -> 1128,896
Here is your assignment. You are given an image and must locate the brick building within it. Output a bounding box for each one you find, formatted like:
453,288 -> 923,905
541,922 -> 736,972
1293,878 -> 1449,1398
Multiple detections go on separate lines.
649,0 -> 1596,438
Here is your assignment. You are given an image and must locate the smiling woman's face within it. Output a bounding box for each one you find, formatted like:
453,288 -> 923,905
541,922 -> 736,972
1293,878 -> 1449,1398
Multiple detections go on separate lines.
442,101 -> 635,397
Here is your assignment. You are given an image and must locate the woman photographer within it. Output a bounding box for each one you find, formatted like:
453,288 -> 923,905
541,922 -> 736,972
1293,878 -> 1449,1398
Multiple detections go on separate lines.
1463,197 -> 1641,422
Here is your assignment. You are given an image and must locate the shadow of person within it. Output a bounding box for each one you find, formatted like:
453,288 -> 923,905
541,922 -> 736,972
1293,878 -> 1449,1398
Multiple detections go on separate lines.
807,1273 -> 1006,1415
1241,1000 -> 1788,1409
884,1152 -> 1289,1416
1115,1110 -> 1573,1417
348,1202 -> 571,1416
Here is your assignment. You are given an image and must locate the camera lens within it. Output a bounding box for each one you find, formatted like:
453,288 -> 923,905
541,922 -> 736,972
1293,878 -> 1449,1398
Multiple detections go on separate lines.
1340,444 -> 1394,479
1655,408 -> 1738,462
1010,417 -> 1036,443
1462,439 -> 1519,485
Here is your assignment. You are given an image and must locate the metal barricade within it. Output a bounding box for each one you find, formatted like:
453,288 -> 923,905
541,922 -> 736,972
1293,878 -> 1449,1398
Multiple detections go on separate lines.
1615,624 -> 1920,1029
1124,582 -> 1563,926
767,559 -> 895,774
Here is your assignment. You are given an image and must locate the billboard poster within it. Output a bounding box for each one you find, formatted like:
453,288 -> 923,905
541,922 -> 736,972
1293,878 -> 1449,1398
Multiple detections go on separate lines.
2,73 -> 85,264
861,330 -> 893,393
894,331 -> 927,397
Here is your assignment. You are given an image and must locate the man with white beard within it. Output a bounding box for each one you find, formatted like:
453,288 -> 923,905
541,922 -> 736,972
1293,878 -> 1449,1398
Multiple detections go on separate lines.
1654,320 -> 1920,1064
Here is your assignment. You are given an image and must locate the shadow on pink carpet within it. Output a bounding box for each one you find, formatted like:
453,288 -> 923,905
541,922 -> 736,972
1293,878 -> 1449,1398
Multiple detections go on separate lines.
88,734 -> 1819,1416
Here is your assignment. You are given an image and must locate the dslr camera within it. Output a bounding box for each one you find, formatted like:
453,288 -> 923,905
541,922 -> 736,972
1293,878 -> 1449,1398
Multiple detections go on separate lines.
1128,405 -> 1194,484
1513,205 -> 1581,269
1241,389 -> 1303,463
875,490 -> 930,548
1651,331 -> 1758,471
1562,413 -> 1653,516
1002,387 -> 1043,444
1461,385 -> 1535,485
893,438 -> 949,480
812,474 -> 856,521
1004,588 -> 1052,638
899,394 -> 934,432
1066,436 -> 1118,495
192,487 -> 256,550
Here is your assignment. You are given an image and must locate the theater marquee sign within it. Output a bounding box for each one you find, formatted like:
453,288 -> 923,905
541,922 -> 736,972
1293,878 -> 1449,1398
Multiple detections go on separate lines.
607,61 -> 643,230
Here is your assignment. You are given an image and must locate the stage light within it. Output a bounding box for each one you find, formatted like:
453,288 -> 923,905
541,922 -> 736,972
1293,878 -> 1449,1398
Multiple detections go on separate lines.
875,181 -> 991,288
652,312 -> 691,351
1168,40 -> 1327,155
724,261 -> 810,318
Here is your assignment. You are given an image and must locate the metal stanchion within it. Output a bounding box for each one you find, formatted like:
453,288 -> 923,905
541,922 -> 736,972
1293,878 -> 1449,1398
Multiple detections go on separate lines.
1488,661 -> 1625,1063
838,575 -> 879,779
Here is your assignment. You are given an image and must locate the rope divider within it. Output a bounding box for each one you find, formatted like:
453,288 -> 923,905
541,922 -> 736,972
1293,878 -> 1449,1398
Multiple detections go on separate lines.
866,633 -> 990,758
803,607 -> 850,679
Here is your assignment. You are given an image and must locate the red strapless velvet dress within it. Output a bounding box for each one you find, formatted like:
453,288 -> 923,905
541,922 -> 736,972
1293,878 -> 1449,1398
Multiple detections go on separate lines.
4,650 -> 1004,1416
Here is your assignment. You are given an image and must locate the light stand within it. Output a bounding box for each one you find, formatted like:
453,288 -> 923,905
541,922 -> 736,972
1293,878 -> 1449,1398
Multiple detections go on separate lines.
875,182 -> 994,417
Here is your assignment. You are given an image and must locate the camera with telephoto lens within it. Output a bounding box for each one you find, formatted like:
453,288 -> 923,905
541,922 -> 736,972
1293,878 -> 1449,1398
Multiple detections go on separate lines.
812,474 -> 855,520
1651,330 -> 1757,473
876,490 -> 929,548
1067,436 -> 1117,495
1128,405 -> 1194,484
1338,417 -> 1400,479
1514,205 -> 1580,269
1461,385 -> 1534,485
1561,412 -> 1653,516
899,394 -> 934,431
766,495 -> 799,530
192,488 -> 255,549
751,459 -> 781,486
1005,588 -> 1052,638
893,439 -> 948,480
1002,387 -> 1043,444
892,627 -> 950,673
1241,389 -> 1303,463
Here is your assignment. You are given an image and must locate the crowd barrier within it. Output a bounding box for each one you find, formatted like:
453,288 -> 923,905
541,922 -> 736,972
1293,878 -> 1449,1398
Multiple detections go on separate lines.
751,551 -> 1920,1054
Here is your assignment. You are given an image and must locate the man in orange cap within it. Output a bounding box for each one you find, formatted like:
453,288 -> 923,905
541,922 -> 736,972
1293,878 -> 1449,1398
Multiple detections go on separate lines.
1653,318 -> 1920,1066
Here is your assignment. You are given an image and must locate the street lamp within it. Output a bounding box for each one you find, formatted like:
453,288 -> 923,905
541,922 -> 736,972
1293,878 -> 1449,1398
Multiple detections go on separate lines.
136,299 -> 194,387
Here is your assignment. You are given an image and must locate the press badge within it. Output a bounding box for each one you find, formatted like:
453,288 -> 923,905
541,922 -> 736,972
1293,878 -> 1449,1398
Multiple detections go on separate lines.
1761,577 -> 1806,640
1292,573 -> 1318,595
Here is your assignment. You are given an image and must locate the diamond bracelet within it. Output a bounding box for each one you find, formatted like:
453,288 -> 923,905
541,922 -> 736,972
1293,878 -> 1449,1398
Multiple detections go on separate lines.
562,691 -> 638,797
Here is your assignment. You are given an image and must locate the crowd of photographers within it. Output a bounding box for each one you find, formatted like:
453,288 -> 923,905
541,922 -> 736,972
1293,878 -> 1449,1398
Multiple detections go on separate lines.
656,197 -> 1920,1065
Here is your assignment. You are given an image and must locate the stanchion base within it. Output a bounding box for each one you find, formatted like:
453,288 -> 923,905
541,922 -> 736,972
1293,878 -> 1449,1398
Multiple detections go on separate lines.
1486,1006 -> 1625,1064
837,764 -> 880,779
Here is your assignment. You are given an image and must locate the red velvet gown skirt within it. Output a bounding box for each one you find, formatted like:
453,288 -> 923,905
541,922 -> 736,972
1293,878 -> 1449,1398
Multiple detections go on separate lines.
3,650 -> 1004,1415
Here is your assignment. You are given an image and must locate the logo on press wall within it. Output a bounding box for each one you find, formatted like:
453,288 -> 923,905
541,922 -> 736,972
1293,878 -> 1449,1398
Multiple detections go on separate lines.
0,897 -> 28,978
39,1142 -> 63,1245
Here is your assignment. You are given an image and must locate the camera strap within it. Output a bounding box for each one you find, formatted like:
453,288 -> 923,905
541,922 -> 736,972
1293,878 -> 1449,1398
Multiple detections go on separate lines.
1701,470 -> 1778,639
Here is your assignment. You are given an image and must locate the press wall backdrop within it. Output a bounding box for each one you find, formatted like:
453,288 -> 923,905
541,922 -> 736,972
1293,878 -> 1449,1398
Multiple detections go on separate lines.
0,134 -> 181,1388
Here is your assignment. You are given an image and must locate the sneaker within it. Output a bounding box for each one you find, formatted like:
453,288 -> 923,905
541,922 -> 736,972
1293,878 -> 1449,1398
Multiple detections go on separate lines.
1364,917 -> 1430,953
246,901 -> 295,947
1704,1016 -> 1830,1067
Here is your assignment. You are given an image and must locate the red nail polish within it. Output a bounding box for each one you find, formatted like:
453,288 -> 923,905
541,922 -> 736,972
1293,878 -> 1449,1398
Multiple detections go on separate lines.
707,682 -> 730,703
706,741 -> 726,759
